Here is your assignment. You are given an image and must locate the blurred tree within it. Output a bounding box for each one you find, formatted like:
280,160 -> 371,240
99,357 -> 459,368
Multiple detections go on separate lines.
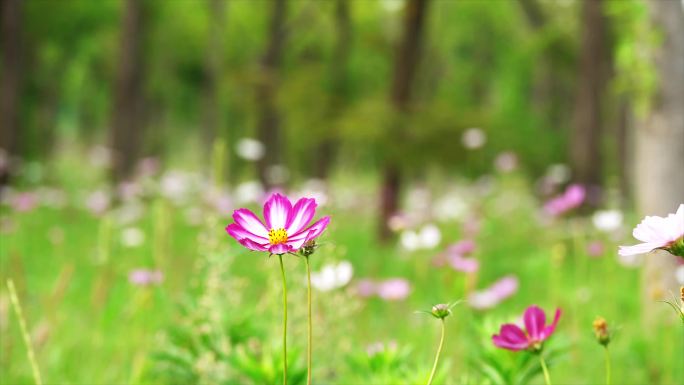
256,0 -> 287,189
110,0 -> 148,183
571,0 -> 610,196
0,0 -> 22,186
379,0 -> 430,242
637,0 -> 684,324
314,0 -> 351,180
202,0 -> 227,153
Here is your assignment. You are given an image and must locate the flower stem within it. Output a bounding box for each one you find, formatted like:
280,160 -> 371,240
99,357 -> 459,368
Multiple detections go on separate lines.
278,255 -> 288,385
539,355 -> 552,385
305,257 -> 313,385
426,318 -> 445,385
604,346 -> 611,385
7,279 -> 43,385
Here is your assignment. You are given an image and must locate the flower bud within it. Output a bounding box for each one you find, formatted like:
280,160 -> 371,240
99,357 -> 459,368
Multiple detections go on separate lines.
593,317 -> 610,346
431,303 -> 451,319
680,286 -> 684,303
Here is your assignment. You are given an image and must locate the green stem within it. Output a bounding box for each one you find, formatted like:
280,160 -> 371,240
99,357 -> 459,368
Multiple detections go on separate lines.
305,257 -> 313,385
604,346 -> 611,385
539,355 -> 552,385
7,279 -> 43,385
278,255 -> 288,385
426,318 -> 445,385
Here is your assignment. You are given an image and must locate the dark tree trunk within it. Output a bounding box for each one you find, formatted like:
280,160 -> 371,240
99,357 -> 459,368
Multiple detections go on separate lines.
314,0 -> 351,180
378,0 -> 430,242
110,0 -> 147,183
202,0 -> 226,153
571,0 -> 609,191
0,0 -> 22,186
256,0 -> 287,189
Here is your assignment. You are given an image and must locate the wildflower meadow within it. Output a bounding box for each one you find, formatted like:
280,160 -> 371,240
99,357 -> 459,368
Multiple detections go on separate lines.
1,1 -> 684,384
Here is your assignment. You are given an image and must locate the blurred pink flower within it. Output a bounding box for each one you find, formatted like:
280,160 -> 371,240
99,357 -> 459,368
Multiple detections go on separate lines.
468,275 -> 519,310
377,278 -> 411,301
448,254 -> 479,273
543,184 -> 586,216
492,305 -> 562,352
226,193 -> 330,254
448,239 -> 476,256
586,241 -> 604,257
136,157 -> 160,178
355,279 -> 377,298
619,204 -> 684,258
11,192 -> 37,212
128,269 -> 164,286
86,190 -> 110,216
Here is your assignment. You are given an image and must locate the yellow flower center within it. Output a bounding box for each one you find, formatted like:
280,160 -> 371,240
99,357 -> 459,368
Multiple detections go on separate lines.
268,228 -> 288,245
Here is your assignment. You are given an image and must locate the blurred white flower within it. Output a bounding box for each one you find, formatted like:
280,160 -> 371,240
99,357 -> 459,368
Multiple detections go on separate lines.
236,138 -> 265,161
121,227 -> 145,248
462,128 -> 486,149
115,201 -> 144,225
494,151 -> 518,173
38,187 -> 67,209
234,181 -> 264,204
89,145 -> 112,168
310,261 -> 353,292
294,179 -> 328,207
266,164 -> 289,186
419,224 -> 441,249
160,171 -> 191,203
433,194 -> 467,221
592,210 -> 623,232
676,265 -> 684,285
400,224 -> 441,251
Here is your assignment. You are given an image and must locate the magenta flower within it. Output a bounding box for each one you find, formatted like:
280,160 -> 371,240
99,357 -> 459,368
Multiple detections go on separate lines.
492,305 -> 561,352
619,204 -> 684,258
543,184 -> 586,216
226,193 -> 330,255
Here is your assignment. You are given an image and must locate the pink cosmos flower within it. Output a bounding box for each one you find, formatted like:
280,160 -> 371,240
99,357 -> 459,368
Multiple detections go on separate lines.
543,184 -> 586,216
619,204 -> 684,258
128,269 -> 164,286
586,241 -> 605,258
449,254 -> 479,273
492,305 -> 562,352
226,193 -> 330,255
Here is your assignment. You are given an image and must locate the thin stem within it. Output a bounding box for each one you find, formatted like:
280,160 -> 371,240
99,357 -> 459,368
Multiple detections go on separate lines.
539,355 -> 552,385
426,318 -> 446,385
604,346 -> 611,385
278,255 -> 288,385
7,279 -> 43,385
305,257 -> 313,385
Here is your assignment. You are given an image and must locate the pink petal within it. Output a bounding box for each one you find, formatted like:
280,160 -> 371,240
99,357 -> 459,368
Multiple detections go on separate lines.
226,223 -> 268,244
239,238 -> 269,252
492,334 -> 528,351
540,308 -> 562,340
268,243 -> 291,255
523,305 -> 546,341
286,198 -> 317,234
233,209 -> 269,238
263,193 -> 292,230
618,242 -> 661,256
499,324 -> 528,344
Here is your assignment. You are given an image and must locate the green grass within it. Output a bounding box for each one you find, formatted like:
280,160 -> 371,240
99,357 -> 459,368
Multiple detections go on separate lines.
1,172 -> 682,384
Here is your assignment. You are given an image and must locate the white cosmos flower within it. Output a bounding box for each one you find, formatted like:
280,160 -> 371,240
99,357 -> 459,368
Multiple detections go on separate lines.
121,227 -> 145,248
619,204 -> 684,257
592,210 -> 623,232
310,261 -> 353,292
236,138 -> 265,161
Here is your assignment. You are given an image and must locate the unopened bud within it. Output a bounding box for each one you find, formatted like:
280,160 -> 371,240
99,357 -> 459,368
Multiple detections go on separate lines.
593,317 -> 610,346
431,303 -> 451,319
680,286 -> 684,303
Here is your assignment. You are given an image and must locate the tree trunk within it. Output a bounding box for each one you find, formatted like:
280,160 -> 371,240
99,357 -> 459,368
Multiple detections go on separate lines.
571,0 -> 609,194
638,0 -> 684,324
378,0 -> 430,242
0,0 -> 22,186
314,0 -> 351,180
256,0 -> 287,189
202,0 -> 226,153
110,0 -> 147,183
